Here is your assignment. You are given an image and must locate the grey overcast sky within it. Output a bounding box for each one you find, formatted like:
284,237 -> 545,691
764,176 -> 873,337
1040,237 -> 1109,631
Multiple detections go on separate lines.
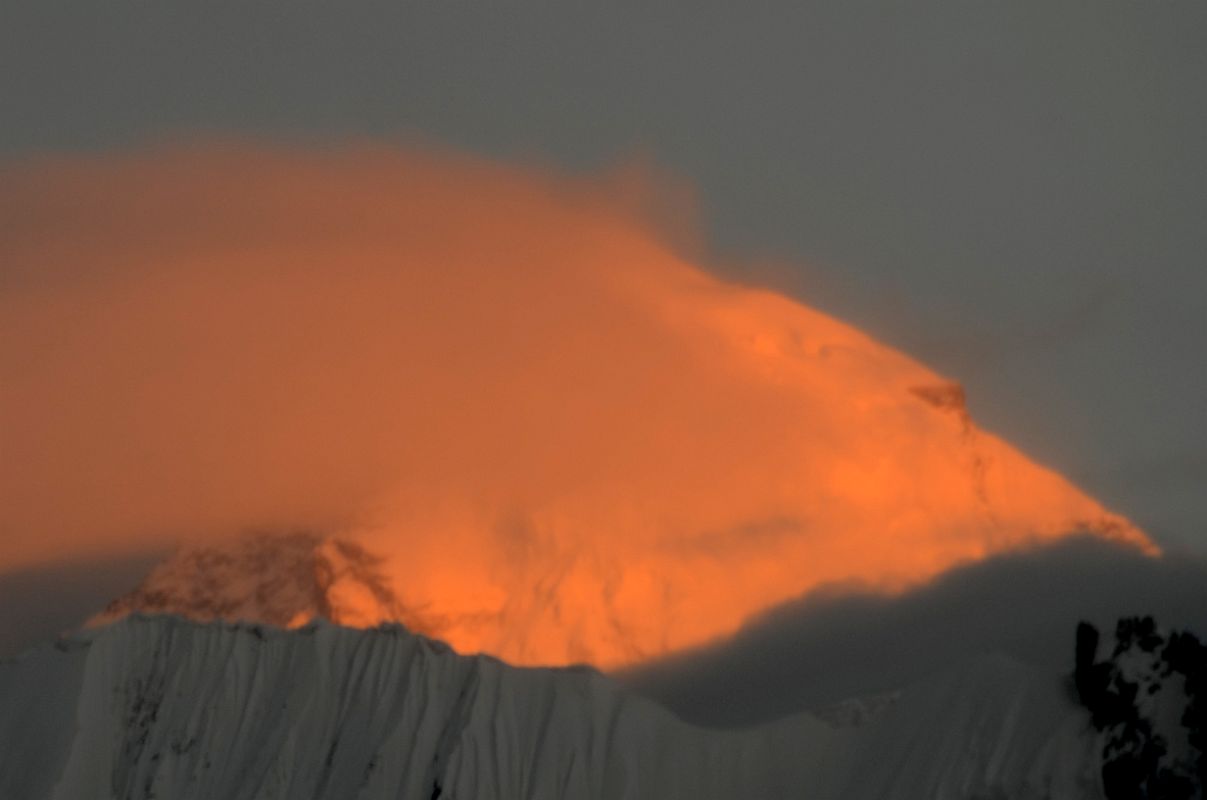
2,3 -> 1205,549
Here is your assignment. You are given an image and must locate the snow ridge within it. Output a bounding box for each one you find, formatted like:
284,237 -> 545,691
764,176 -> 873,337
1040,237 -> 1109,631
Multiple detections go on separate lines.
1,616 -> 1105,799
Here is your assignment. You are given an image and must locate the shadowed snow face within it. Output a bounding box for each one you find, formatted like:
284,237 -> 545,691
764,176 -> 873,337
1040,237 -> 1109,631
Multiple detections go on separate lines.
620,537 -> 1207,725
1,145 -> 1149,667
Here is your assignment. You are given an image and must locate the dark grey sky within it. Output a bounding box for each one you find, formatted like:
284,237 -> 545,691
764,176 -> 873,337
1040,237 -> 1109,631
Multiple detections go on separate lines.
0,553 -> 162,658
3,3 -> 1205,548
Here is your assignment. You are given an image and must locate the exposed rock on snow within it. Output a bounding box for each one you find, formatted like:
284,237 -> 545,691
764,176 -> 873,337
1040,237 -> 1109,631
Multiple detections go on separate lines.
90,532 -> 437,634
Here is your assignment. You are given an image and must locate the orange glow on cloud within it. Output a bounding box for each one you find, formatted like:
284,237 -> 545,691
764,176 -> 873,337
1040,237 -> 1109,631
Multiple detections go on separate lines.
0,144 -> 1151,667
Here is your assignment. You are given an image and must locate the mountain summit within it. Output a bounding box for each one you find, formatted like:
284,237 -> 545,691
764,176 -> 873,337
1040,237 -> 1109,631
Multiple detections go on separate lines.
91,532 -> 436,635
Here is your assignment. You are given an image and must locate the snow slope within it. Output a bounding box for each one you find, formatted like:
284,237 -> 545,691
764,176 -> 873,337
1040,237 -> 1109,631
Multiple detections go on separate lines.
0,616 -> 1105,800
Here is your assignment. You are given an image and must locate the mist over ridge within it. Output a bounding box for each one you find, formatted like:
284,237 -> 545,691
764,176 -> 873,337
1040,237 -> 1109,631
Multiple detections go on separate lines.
0,143 -> 1150,667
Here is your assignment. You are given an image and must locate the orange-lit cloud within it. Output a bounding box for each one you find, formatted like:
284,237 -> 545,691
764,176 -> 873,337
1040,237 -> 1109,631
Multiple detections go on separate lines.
0,143 -> 1151,667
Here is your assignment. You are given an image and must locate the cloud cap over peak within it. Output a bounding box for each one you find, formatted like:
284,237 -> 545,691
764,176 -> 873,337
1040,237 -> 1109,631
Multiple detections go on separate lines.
0,144 -> 1150,667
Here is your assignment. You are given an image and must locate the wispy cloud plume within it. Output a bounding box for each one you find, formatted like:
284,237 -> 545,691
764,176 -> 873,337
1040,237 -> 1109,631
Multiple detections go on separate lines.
0,143 -> 1149,666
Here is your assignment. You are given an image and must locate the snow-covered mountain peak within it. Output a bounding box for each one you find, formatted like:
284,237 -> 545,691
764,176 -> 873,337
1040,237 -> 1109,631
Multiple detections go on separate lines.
90,532 -> 435,635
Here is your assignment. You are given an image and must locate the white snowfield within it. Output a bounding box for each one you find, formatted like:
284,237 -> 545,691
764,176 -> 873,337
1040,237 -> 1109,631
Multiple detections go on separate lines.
0,615 -> 1105,800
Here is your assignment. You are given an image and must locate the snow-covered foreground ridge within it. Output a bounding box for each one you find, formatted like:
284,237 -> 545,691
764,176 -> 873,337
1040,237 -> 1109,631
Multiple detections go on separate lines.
0,616 -> 1105,800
